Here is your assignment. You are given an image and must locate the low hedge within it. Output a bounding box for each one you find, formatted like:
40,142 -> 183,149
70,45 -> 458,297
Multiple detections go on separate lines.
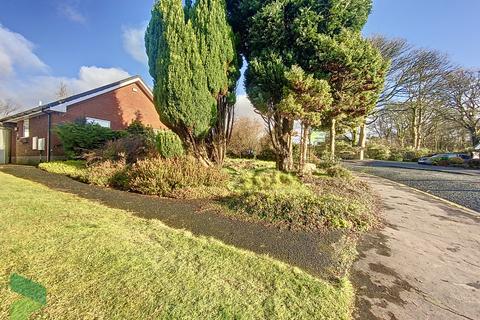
38,160 -> 86,179
41,158 -> 378,233
127,156 -> 226,197
468,159 -> 480,169
366,144 -> 390,160
40,157 -> 227,198
448,157 -> 464,166
54,121 -> 120,159
325,165 -> 352,180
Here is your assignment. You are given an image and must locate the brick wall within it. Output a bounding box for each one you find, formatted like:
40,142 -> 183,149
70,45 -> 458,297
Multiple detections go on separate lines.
10,82 -> 167,164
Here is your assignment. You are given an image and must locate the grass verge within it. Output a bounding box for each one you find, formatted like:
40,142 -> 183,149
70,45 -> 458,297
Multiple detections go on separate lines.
0,172 -> 354,319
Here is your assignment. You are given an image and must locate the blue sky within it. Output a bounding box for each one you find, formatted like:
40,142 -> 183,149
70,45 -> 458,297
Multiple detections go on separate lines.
0,0 -> 479,110
363,0 -> 480,69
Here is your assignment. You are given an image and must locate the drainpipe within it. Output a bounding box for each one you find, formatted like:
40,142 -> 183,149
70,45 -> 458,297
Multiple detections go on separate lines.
41,109 -> 52,162
47,112 -> 51,162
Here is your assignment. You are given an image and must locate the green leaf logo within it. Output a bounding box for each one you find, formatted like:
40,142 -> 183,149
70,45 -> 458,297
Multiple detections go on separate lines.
9,274 -> 47,320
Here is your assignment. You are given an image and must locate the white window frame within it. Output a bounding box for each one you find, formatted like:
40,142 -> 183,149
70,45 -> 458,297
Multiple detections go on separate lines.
86,117 -> 111,128
23,118 -> 30,138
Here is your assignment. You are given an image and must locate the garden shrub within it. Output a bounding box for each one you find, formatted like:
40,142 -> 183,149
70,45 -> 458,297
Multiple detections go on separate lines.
80,160 -> 128,188
127,156 -> 227,197
311,143 -> 328,159
103,135 -> 156,164
325,165 -> 353,180
256,147 -> 276,161
401,147 -> 432,162
227,189 -> 368,232
54,120 -> 119,159
236,168 -> 299,192
468,159 -> 480,169
438,160 -> 450,166
431,157 -> 449,166
388,149 -> 404,162
155,130 -> 184,158
430,157 -> 440,165
448,157 -> 464,166
315,154 -> 339,169
335,141 -> 358,160
366,143 -> 390,160
83,121 -> 159,165
38,160 -> 86,179
126,119 -> 156,138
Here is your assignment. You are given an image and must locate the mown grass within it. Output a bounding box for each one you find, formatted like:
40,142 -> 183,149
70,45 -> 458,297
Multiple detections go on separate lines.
0,172 -> 354,319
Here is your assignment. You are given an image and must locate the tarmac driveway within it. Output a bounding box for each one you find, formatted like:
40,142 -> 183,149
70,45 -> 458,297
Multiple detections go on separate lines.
346,160 -> 480,176
345,161 -> 480,212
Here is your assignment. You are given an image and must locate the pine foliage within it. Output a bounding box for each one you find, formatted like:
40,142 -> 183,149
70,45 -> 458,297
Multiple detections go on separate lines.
145,0 -> 216,140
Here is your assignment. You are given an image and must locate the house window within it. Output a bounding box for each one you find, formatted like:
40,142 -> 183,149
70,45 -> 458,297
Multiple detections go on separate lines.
86,117 -> 111,128
23,119 -> 30,138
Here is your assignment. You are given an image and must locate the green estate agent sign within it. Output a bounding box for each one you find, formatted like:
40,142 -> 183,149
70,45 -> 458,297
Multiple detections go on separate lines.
9,274 -> 47,320
310,131 -> 326,145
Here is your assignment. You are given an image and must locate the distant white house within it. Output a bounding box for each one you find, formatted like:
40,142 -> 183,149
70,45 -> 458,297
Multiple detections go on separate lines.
473,143 -> 480,159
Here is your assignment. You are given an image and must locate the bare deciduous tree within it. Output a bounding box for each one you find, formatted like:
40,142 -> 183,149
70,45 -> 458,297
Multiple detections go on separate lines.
56,82 -> 69,99
439,69 -> 480,147
0,100 -> 17,117
228,117 -> 265,157
368,36 -> 467,151
403,49 -> 453,149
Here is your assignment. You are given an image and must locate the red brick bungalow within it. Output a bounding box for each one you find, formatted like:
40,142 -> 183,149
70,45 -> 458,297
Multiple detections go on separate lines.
0,76 -> 166,164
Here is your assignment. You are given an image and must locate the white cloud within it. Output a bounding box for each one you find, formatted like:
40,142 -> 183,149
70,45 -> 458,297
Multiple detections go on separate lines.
57,3 -> 86,24
1,66 -> 131,109
0,24 -> 48,77
0,25 -> 131,110
72,66 -> 131,92
122,24 -> 148,65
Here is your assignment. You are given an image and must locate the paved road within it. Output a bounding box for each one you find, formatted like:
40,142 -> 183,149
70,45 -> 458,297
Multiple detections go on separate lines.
353,174 -> 480,320
346,160 -> 480,176
345,161 -> 480,213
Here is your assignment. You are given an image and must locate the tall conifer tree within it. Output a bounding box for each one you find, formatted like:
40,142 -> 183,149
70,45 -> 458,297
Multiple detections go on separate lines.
227,0 -> 386,170
145,0 -> 215,165
146,0 -> 239,165
191,0 -> 239,164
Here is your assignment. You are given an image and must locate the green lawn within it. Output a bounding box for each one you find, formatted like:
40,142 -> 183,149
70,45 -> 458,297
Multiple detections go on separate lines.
0,172 -> 353,319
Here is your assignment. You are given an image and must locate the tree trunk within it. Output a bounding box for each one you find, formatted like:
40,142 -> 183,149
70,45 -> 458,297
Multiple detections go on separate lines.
329,118 -> 336,160
351,128 -> 358,147
358,122 -> 367,160
299,123 -> 310,173
469,128 -> 480,148
412,107 -> 420,150
272,115 -> 294,172
206,95 -> 234,166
